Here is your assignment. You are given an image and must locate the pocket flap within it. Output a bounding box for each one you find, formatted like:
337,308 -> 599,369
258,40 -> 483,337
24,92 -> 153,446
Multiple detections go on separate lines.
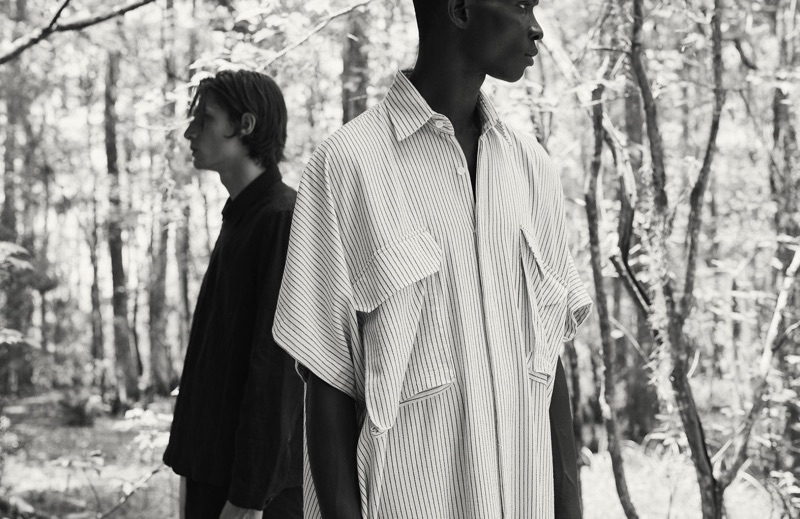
520,224 -> 568,307
352,231 -> 441,313
519,224 -> 569,383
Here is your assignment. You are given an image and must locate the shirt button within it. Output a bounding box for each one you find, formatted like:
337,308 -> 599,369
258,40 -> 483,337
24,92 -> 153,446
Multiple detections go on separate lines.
370,426 -> 380,434
434,120 -> 444,129
456,166 -> 467,176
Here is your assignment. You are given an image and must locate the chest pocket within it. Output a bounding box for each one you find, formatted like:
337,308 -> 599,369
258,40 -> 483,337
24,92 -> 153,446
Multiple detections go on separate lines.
519,224 -> 568,385
352,230 -> 454,432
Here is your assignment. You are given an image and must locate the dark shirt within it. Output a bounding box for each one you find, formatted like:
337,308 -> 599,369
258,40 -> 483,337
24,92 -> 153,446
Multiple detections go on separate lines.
163,168 -> 303,510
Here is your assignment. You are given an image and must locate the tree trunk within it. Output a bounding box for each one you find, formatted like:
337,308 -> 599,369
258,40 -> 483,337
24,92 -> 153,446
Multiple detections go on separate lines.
767,0 -> 800,477
148,206 -> 172,395
342,9 -> 369,124
622,67 -> 658,443
105,48 -> 139,405
630,0 -> 727,515
562,340 -> 583,496
1,93 -> 17,246
585,85 -> 640,519
148,0 -> 177,396
176,0 -> 198,355
90,191 -> 105,391
0,0 -> 35,396
1,0 -> 32,335
82,70 -> 106,392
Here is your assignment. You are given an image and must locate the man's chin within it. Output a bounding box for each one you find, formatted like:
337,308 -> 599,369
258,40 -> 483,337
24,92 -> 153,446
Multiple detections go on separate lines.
491,68 -> 527,84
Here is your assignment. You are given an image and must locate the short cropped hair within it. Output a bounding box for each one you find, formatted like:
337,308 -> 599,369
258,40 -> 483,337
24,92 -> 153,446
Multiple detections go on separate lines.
189,70 -> 287,167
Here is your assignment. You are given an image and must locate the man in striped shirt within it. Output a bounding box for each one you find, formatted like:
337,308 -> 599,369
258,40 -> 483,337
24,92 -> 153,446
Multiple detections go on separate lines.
274,1 -> 592,518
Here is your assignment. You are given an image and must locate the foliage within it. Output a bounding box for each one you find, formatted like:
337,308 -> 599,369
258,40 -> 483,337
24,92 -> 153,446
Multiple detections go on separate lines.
0,414 -> 19,487
59,389 -> 109,427
0,242 -> 31,279
0,0 -> 799,516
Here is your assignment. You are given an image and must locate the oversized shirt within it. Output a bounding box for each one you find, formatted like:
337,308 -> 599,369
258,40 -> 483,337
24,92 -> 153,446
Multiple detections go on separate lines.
273,71 -> 592,519
164,169 -> 304,510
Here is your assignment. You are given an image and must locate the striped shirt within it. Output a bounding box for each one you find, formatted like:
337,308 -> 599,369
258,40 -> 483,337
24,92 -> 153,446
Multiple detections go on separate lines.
273,70 -> 592,519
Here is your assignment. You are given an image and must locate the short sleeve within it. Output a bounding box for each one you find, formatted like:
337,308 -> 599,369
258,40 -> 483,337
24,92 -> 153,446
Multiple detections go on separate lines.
273,149 -> 360,400
563,251 -> 592,341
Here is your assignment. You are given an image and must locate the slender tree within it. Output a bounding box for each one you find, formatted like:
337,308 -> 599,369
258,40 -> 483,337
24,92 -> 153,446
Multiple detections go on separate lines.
175,0 -> 198,355
148,0 -> 177,396
585,85 -> 640,519
342,9 -> 369,124
623,0 -> 777,516
0,0 -> 35,395
768,0 -> 800,476
621,61 -> 657,442
105,44 -> 139,405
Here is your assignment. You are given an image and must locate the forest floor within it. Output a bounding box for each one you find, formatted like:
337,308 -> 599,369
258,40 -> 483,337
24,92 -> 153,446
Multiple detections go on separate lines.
0,392 -> 780,519
1,392 -> 177,518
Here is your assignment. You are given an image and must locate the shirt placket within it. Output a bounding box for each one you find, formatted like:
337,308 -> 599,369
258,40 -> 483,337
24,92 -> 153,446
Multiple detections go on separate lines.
432,115 -> 508,518
473,131 -> 511,519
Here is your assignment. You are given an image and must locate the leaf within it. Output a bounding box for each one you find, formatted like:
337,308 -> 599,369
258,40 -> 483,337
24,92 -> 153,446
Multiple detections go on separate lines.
0,241 -> 28,257
0,328 -> 26,344
4,256 -> 33,272
235,6 -> 274,23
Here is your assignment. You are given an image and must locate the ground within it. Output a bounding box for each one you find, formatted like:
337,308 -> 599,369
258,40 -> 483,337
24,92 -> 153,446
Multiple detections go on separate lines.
1,393 -> 177,518
0,392 -> 779,519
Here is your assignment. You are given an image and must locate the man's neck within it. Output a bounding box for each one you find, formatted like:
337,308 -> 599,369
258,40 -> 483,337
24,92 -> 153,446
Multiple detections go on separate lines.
409,46 -> 485,134
219,159 -> 278,200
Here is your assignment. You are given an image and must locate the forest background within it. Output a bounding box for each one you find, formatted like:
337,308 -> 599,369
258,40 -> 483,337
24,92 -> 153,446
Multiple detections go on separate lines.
0,0 -> 798,517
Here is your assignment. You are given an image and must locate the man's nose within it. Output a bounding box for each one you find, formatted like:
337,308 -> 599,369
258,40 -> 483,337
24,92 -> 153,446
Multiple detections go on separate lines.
528,21 -> 544,42
184,121 -> 195,140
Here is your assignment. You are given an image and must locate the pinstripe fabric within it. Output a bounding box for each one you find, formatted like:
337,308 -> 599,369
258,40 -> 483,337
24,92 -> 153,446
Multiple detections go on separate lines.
273,71 -> 592,519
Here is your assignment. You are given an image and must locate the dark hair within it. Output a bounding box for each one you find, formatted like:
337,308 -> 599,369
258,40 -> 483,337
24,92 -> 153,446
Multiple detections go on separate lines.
189,70 -> 287,167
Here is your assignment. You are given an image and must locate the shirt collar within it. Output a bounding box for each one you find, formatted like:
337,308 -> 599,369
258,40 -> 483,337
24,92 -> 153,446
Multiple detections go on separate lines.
221,163 -> 282,225
384,69 -> 510,144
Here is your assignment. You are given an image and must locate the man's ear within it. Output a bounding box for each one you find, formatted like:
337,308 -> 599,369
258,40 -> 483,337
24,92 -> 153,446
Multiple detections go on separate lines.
239,113 -> 256,137
447,0 -> 469,29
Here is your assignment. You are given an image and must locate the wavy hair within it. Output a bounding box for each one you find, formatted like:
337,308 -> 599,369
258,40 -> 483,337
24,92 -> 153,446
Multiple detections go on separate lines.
189,70 -> 287,167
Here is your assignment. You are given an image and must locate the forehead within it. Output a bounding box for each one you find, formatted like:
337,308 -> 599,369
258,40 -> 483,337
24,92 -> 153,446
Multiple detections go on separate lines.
195,90 -> 225,114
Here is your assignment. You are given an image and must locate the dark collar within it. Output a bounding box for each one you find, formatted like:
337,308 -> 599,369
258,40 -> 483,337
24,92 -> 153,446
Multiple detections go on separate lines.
221,163 -> 282,225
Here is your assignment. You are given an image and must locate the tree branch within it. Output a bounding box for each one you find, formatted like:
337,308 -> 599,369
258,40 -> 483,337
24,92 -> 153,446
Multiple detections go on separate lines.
0,0 -> 156,66
630,0 -> 668,215
540,37 -> 637,214
97,464 -> 165,518
718,245 -> 800,490
610,255 -> 650,315
732,38 -> 758,70
260,0 -> 374,68
680,0 -> 726,320
543,29 -> 656,332
584,85 -> 641,519
630,1 -> 722,516
0,494 -> 50,519
46,0 -> 73,32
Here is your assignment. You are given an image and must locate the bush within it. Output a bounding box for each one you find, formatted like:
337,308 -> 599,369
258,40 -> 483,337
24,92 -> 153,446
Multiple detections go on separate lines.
59,389 -> 109,427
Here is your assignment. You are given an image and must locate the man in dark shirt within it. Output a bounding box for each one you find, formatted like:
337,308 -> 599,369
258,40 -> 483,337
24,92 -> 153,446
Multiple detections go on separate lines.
163,70 -> 303,519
